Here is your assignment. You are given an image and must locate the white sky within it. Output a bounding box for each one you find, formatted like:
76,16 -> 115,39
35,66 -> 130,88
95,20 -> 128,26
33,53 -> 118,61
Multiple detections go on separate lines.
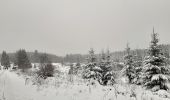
0,0 -> 170,56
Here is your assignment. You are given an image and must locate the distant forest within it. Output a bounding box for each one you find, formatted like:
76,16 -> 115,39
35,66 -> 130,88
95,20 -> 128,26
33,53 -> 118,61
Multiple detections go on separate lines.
0,44 -> 169,64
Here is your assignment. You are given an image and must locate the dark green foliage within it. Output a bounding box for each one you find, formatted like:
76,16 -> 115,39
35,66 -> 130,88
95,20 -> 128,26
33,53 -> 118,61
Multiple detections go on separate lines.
1,51 -> 10,69
16,49 -> 32,71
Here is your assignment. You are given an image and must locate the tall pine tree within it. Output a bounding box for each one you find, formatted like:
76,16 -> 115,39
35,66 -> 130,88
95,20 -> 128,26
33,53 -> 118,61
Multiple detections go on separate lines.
142,29 -> 170,91
1,51 -> 10,69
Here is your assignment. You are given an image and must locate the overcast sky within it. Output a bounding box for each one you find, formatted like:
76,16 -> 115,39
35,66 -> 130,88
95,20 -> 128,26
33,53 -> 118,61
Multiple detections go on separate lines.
0,0 -> 170,56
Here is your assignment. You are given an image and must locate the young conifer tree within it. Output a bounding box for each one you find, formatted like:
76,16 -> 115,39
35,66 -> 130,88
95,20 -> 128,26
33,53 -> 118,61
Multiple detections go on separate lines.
1,51 -> 10,69
122,44 -> 136,84
16,49 -> 32,71
97,49 -> 115,85
142,29 -> 170,91
38,53 -> 54,79
82,48 -> 101,81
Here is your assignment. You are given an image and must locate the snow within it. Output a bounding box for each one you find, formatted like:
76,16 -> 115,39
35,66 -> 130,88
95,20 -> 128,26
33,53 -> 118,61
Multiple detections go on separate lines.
121,77 -> 129,84
154,90 -> 170,98
151,74 -> 169,81
0,68 -> 170,100
53,63 -> 70,73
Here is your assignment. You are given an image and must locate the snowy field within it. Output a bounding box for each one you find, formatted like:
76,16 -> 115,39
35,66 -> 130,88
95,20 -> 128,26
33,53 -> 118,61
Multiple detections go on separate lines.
1,65 -> 170,100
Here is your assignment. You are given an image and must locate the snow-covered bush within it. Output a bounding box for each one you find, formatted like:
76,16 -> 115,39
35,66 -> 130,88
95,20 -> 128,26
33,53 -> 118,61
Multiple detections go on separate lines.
97,60 -> 116,86
37,63 -> 55,79
36,53 -> 55,79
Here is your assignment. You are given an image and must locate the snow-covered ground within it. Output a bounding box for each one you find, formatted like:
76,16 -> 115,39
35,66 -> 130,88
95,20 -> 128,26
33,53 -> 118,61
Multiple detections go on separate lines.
0,69 -> 170,100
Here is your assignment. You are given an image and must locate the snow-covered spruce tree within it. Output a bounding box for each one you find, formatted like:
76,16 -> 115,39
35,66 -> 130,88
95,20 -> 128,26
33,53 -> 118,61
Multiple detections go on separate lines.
122,44 -> 136,84
82,48 -> 101,82
98,49 -> 115,86
142,30 -> 170,91
133,49 -> 143,84
1,51 -> 10,69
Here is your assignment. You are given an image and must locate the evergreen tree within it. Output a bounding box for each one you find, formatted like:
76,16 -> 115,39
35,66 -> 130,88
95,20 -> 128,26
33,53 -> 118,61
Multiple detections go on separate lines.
122,44 -> 136,84
87,48 -> 96,63
142,30 -> 170,91
40,53 -> 51,64
101,50 -> 106,61
82,48 -> 101,80
16,49 -> 32,71
33,50 -> 40,63
1,51 -> 10,69
37,53 -> 54,79
83,48 -> 115,86
133,49 -> 143,84
98,49 -> 115,86
159,44 -> 170,64
106,49 -> 111,64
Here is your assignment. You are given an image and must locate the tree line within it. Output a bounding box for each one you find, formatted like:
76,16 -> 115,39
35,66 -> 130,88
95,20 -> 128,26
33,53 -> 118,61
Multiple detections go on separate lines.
0,44 -> 170,64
